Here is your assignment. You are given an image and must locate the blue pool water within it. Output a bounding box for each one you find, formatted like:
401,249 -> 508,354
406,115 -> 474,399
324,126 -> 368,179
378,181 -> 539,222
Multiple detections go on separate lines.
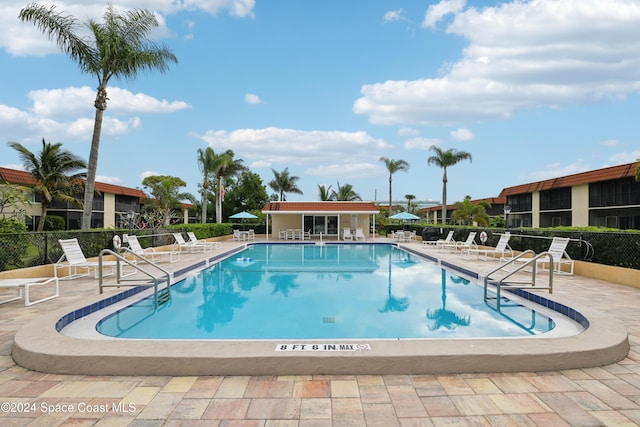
96,244 -> 554,339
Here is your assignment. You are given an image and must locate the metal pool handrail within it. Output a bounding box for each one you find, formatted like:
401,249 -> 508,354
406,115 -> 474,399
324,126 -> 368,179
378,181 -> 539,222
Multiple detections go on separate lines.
98,248 -> 172,307
482,249 -> 554,310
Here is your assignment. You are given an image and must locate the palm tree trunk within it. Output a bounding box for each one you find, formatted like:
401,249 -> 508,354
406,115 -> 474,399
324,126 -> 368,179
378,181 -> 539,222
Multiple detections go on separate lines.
441,168 -> 448,224
388,175 -> 393,216
201,178 -> 208,223
37,202 -> 47,232
81,88 -> 107,230
216,178 -> 223,223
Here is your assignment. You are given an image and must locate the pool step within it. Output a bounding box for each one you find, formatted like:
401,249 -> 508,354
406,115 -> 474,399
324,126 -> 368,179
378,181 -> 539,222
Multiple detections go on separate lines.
157,288 -> 171,305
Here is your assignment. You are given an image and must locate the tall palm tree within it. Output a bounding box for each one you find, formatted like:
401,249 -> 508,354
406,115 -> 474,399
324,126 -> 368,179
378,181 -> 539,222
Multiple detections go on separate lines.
318,184 -> 333,201
269,168 -> 303,201
379,157 -> 409,216
20,3 -> 178,230
9,139 -> 86,232
427,146 -> 472,224
405,194 -> 416,212
332,182 -> 362,201
212,150 -> 245,223
450,196 -> 491,226
197,147 -> 216,223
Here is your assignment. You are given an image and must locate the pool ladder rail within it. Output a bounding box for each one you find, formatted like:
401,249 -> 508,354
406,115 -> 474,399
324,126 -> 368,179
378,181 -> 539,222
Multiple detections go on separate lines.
98,248 -> 172,308
481,250 -> 554,310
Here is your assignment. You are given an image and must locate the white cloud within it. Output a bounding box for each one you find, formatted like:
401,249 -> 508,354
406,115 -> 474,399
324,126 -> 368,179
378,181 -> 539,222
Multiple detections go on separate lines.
195,127 -> 391,178
608,151 -> 640,165
2,1 -> 255,57
383,9 -> 407,23
141,171 -> 161,180
450,128 -> 474,141
307,163 -> 382,179
522,160 -> 589,182
422,0 -> 466,29
397,127 -> 420,137
96,175 -> 123,185
355,0 -> 640,126
244,93 -> 263,105
403,138 -> 441,150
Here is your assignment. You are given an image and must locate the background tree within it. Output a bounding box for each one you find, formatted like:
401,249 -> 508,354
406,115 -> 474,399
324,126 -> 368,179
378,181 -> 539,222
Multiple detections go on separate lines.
427,146 -> 472,224
318,184 -> 333,201
269,168 -> 303,201
332,182 -> 361,201
635,159 -> 640,182
379,157 -> 409,216
450,196 -> 490,226
141,175 -> 194,226
9,139 -> 86,232
0,184 -> 30,220
196,147 -> 216,223
212,150 -> 245,223
405,194 -> 416,212
20,3 -> 178,230
222,171 -> 269,219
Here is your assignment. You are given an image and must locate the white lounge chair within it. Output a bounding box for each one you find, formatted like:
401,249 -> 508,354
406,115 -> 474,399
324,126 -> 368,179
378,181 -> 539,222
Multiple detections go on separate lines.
55,238 -> 122,279
445,231 -> 477,252
187,232 -> 221,250
538,237 -> 574,275
433,231 -> 455,249
173,233 -> 213,253
343,228 -> 354,241
125,234 -> 181,263
355,228 -> 366,241
0,277 -> 59,306
464,232 -> 513,260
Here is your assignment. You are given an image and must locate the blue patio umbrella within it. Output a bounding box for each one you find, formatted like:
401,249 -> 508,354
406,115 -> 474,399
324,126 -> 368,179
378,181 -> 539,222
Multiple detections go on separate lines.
389,211 -> 420,220
229,211 -> 258,219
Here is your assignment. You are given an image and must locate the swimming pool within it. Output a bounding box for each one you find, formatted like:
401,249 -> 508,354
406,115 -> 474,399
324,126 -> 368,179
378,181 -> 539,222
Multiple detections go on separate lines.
12,241 -> 630,376
96,244 -> 554,339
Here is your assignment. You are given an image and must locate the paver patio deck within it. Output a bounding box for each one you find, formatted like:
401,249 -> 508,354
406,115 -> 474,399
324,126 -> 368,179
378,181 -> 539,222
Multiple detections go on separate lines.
1,237 -> 639,426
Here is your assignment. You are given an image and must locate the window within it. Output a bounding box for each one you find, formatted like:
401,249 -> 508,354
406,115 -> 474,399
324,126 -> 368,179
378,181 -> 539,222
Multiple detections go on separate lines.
540,187 -> 571,210
303,215 -> 339,235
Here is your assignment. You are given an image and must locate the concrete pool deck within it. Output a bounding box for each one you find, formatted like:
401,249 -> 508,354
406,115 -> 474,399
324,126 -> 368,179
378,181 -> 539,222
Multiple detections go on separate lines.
2,238 -> 640,424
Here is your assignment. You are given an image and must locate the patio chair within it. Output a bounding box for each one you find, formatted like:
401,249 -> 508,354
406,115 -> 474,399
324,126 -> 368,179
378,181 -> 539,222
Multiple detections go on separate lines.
173,233 -> 213,253
464,232 -> 513,260
537,237 -> 574,275
445,231 -> 477,252
0,277 -> 59,306
55,238 -> 123,279
355,228 -> 366,241
125,234 -> 181,263
187,232 -> 221,250
431,230 -> 455,249
343,228 -> 354,241
233,230 -> 242,241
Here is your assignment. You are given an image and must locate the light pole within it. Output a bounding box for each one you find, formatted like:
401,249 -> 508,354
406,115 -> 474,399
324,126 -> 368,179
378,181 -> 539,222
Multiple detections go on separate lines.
504,205 -> 511,230
127,210 -> 135,233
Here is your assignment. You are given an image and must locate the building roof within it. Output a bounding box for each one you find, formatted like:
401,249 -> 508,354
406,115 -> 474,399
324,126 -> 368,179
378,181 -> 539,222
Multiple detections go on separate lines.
499,162 -> 638,197
262,201 -> 380,214
0,167 -> 146,199
419,197 -> 506,212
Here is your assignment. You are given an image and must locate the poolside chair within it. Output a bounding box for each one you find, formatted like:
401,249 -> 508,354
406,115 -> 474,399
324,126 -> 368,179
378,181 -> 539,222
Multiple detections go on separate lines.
355,228 -> 366,241
55,238 -> 123,279
429,230 -> 454,249
172,233 -> 213,253
445,231 -> 477,252
537,237 -> 574,275
125,234 -> 181,263
0,277 -> 59,306
343,228 -> 354,241
233,230 -> 242,241
464,232 -> 513,260
187,232 -> 221,250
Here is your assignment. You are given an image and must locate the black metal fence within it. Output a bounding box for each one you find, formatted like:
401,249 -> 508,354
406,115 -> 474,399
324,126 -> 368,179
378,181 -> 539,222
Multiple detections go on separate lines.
0,229 -> 178,272
386,225 -> 640,270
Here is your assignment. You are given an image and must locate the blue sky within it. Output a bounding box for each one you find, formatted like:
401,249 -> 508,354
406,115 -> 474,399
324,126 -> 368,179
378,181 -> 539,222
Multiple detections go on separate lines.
1,0 -> 639,206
